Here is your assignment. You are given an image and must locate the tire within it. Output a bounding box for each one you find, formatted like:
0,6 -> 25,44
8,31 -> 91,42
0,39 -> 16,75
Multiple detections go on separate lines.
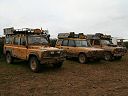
78,53 -> 88,64
6,52 -> 13,64
104,52 -> 113,61
53,62 -> 63,68
29,56 -> 41,73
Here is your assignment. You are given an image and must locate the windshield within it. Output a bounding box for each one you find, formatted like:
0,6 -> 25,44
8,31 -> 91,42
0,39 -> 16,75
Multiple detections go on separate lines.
28,36 -> 48,45
101,40 -> 112,45
75,40 -> 91,47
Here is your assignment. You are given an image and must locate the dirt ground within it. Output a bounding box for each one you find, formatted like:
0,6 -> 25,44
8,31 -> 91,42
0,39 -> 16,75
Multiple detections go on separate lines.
0,54 -> 128,96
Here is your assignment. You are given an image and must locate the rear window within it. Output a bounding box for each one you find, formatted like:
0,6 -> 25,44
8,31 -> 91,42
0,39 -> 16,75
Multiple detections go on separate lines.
5,36 -> 12,44
68,40 -> 75,47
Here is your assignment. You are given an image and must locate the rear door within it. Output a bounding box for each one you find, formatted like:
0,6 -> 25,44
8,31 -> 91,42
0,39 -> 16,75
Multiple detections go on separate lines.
18,36 -> 27,60
13,36 -> 27,60
66,40 -> 76,57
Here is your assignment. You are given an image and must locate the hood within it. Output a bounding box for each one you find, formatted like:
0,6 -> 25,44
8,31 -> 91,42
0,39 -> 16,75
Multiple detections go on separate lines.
41,47 -> 63,51
102,45 -> 125,51
77,47 -> 104,51
28,45 -> 63,51
107,44 -> 117,47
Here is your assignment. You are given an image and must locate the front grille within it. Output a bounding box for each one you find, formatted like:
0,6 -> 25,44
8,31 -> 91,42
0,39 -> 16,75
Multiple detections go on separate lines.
116,48 -> 125,53
47,51 -> 61,57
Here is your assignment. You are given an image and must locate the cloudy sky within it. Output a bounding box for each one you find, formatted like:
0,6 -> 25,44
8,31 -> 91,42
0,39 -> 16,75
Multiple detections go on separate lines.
0,0 -> 128,38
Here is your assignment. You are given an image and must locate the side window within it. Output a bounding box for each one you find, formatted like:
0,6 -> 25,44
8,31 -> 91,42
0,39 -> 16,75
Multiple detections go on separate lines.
62,40 -> 68,46
21,37 -> 26,45
94,40 -> 100,45
68,40 -> 75,47
5,36 -> 12,44
14,37 -> 20,45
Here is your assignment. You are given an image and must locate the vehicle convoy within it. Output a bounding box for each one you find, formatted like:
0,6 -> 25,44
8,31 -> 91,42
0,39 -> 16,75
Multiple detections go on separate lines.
3,27 -> 65,72
87,33 -> 127,61
56,32 -> 104,64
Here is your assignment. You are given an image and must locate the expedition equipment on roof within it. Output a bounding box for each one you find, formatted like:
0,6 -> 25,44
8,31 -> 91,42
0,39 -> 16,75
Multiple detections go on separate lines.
56,32 -> 104,64
87,33 -> 127,61
3,27 -> 65,72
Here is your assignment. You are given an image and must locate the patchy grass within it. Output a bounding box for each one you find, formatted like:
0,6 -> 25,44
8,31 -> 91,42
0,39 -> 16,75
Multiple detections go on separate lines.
0,55 -> 128,96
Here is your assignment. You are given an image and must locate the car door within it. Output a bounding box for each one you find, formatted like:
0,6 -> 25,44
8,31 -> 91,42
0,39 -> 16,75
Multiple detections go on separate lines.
66,40 -> 76,57
18,36 -> 27,60
13,36 -> 21,58
13,36 -> 27,60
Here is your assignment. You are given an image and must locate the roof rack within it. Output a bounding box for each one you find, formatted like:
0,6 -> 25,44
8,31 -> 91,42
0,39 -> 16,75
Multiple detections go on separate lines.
4,27 -> 49,35
58,32 -> 86,39
87,33 -> 111,40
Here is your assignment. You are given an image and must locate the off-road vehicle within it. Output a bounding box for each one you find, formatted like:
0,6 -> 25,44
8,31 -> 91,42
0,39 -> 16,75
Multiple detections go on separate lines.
3,27 -> 65,72
87,33 -> 127,61
0,36 -> 4,57
56,32 -> 104,64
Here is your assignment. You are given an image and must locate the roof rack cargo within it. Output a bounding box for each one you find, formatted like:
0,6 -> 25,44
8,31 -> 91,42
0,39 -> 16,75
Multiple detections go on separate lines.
3,27 -> 14,35
58,32 -> 86,39
4,27 -> 49,35
87,33 -> 111,40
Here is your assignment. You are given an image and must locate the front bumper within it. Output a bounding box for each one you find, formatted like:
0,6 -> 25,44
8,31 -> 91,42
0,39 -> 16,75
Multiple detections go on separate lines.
113,52 -> 125,56
113,48 -> 127,56
40,57 -> 65,64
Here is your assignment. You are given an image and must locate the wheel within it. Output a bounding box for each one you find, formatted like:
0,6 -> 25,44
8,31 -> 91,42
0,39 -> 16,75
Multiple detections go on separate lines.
78,53 -> 88,64
104,52 -> 113,61
6,52 -> 13,64
53,62 -> 63,68
29,56 -> 41,73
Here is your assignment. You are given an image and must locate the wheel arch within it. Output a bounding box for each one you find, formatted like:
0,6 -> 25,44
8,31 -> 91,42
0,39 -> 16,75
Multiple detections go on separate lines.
5,50 -> 12,56
28,53 -> 39,61
78,52 -> 86,57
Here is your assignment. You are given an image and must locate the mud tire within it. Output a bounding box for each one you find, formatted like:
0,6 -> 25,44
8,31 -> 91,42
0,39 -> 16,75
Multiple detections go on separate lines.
104,52 -> 113,61
6,52 -> 13,64
78,53 -> 88,64
29,56 -> 41,73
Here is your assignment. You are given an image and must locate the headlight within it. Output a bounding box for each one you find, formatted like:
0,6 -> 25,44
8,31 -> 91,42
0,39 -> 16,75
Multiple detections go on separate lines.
88,51 -> 94,55
57,51 -> 61,54
50,51 -> 54,54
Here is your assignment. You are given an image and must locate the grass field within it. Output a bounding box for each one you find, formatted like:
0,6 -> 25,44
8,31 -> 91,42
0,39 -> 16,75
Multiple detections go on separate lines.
0,54 -> 128,96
